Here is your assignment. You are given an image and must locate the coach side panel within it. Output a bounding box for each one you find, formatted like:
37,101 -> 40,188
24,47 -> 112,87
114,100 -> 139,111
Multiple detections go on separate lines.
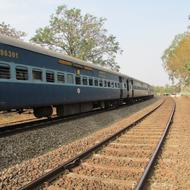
0,43 -> 120,110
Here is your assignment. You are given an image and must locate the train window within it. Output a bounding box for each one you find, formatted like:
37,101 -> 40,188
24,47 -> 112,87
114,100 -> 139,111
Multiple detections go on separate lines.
108,81 -> 111,87
16,66 -> 28,80
99,80 -> 103,87
57,72 -> 65,83
111,82 -> 114,88
115,82 -> 117,88
89,78 -> 93,86
82,77 -> 88,85
104,80 -> 107,87
46,71 -> 54,82
32,69 -> 42,81
124,83 -> 127,88
0,64 -> 10,79
67,74 -> 74,84
94,79 -> 98,86
75,76 -> 81,85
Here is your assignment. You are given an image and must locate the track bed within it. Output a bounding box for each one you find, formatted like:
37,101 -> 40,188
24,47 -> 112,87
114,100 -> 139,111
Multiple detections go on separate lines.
146,97 -> 190,190
45,98 -> 174,190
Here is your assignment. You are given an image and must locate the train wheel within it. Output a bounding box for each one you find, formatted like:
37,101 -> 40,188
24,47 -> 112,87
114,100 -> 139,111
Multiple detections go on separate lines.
33,106 -> 53,118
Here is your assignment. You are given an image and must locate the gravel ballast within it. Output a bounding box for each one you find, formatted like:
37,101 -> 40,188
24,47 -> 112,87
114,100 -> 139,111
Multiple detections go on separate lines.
47,98 -> 173,189
0,98 -> 161,189
145,97 -> 190,190
0,98 -> 158,171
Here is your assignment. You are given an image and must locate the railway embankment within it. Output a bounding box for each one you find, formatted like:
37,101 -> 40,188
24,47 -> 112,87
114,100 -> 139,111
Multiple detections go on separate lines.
1,96 -> 189,190
0,98 -> 158,171
0,98 -> 161,189
43,97 -> 173,190
145,96 -> 190,189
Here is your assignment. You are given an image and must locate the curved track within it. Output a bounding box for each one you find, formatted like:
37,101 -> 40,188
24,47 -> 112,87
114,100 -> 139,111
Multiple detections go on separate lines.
19,98 -> 175,190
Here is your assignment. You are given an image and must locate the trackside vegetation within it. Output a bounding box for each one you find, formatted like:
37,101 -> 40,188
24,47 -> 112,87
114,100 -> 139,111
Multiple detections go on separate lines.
31,5 -> 122,71
0,5 -> 122,71
162,32 -> 190,85
0,22 -> 26,40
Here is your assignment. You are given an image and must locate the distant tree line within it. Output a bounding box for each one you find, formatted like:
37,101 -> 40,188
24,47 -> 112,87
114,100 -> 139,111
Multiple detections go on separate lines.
0,5 -> 122,71
154,84 -> 181,95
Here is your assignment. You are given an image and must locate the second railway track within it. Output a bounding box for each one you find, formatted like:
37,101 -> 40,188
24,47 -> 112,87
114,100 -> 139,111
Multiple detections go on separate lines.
0,107 -> 117,138
20,97 -> 175,190
0,99 -> 149,138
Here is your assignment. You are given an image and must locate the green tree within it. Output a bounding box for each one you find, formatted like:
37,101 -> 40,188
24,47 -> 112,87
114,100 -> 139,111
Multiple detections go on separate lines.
153,86 -> 165,95
162,16 -> 190,85
0,22 -> 26,39
31,5 -> 122,71
162,32 -> 190,85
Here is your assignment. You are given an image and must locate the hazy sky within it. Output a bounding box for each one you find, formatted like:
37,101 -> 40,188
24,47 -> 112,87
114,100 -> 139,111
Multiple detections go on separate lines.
0,0 -> 189,85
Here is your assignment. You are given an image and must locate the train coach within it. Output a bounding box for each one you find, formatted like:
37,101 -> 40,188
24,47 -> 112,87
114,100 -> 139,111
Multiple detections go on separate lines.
0,35 -> 154,118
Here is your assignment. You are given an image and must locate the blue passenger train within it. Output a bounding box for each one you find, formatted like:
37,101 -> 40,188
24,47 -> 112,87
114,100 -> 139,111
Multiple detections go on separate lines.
0,35 -> 154,118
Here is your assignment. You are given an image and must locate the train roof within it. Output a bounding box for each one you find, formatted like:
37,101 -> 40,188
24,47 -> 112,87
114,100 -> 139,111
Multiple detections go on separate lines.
0,35 -> 150,86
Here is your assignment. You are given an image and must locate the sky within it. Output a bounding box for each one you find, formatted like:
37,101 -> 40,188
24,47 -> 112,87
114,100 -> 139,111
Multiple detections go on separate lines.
0,0 -> 189,86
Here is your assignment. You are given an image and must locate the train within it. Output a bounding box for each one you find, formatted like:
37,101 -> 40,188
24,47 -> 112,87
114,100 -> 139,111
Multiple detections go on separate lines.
0,35 -> 154,118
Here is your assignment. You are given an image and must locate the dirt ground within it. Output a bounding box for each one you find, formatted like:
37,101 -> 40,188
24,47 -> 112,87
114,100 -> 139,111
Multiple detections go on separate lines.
0,111 -> 35,126
146,96 -> 190,190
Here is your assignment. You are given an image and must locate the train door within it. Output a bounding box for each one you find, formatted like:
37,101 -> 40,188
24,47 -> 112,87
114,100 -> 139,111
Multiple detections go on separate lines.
131,80 -> 134,98
148,86 -> 150,95
127,79 -> 133,98
126,79 -> 129,98
119,76 -> 123,99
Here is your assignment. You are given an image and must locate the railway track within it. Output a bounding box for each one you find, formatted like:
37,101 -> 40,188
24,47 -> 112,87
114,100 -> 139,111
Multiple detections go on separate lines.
0,99 -> 148,138
19,97 -> 175,190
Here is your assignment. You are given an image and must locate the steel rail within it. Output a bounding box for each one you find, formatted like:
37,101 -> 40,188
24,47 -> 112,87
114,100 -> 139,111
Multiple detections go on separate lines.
20,99 -> 164,190
135,98 -> 176,190
0,107 -> 116,138
0,98 -> 148,138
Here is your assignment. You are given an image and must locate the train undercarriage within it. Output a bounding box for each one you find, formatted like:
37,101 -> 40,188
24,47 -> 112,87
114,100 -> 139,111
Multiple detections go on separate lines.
32,96 -> 153,118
